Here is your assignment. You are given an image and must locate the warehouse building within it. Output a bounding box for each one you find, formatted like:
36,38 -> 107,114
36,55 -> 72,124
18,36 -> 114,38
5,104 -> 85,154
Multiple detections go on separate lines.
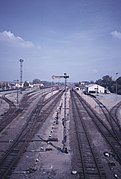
86,84 -> 110,94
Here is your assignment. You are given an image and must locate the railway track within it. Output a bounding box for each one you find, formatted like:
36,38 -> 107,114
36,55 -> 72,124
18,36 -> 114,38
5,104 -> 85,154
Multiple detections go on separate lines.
72,91 -> 121,164
0,89 -> 47,132
0,94 -> 17,132
92,96 -> 121,142
71,90 -> 107,179
0,90 -> 63,178
110,101 -> 121,127
0,94 -> 16,115
71,90 -> 121,178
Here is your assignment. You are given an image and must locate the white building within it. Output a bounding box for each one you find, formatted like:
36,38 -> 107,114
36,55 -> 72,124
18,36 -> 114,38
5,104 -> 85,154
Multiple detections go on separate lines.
86,84 -> 106,94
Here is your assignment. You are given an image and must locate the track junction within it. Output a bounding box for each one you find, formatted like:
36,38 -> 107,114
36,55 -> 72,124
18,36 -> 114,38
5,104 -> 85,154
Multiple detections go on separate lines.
0,88 -> 121,179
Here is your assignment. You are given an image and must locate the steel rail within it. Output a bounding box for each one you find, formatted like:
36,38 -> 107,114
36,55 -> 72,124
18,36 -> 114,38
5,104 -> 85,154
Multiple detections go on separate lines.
0,90 -> 63,178
73,90 -> 121,165
0,90 -> 41,132
110,101 -> 121,127
92,97 -> 121,142
71,90 -> 106,179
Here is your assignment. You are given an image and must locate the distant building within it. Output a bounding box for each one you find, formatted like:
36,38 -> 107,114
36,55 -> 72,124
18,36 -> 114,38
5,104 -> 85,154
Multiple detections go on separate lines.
86,84 -> 110,94
75,87 -> 80,90
78,81 -> 90,91
33,83 -> 44,88
80,81 -> 90,85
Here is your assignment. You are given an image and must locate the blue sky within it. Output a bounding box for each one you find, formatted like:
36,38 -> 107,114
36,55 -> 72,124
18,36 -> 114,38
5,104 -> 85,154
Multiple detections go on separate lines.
0,0 -> 121,82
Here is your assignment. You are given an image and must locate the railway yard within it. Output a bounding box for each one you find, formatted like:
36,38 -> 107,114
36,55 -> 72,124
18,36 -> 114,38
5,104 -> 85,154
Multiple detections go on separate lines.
0,87 -> 121,179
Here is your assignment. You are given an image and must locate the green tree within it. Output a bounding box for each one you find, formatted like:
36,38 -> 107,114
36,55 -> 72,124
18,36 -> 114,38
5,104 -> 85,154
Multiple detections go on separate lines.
116,77 -> 121,94
90,80 -> 95,84
95,79 -> 103,86
23,81 -> 30,87
96,75 -> 114,92
32,79 -> 41,84
102,75 -> 113,88
117,77 -> 121,85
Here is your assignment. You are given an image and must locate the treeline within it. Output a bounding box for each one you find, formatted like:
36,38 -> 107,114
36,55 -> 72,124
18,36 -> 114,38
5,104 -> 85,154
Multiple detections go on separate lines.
96,75 -> 121,95
0,82 -> 15,91
32,78 -> 64,87
32,79 -> 55,86
75,75 -> 121,95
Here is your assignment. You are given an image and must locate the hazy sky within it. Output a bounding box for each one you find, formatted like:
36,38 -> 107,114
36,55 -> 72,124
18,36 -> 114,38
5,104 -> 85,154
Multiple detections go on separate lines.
0,0 -> 121,82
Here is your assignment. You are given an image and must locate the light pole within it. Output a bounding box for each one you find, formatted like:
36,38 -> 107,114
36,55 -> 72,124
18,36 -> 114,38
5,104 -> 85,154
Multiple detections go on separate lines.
16,79 -> 19,104
14,80 -> 19,104
19,59 -> 24,94
116,72 -> 118,98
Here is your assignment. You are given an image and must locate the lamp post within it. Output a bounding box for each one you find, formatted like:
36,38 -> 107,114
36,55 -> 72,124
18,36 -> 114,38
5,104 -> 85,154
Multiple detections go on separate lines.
14,80 -> 19,105
19,59 -> 24,94
116,72 -> 118,98
16,79 -> 19,104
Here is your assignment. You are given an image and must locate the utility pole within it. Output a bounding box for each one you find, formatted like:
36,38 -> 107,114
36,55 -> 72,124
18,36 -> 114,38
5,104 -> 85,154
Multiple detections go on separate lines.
16,79 -> 19,104
116,72 -> 118,98
52,73 -> 69,153
14,80 -> 19,104
19,59 -> 24,94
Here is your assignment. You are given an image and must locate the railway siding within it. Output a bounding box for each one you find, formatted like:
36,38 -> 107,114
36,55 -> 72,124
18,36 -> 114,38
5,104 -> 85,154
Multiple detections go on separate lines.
1,89 -> 121,178
0,90 -> 64,178
70,90 -> 121,179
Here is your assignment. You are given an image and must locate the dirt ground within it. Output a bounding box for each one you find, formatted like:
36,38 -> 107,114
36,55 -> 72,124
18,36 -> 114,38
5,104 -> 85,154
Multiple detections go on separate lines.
1,89 -> 121,178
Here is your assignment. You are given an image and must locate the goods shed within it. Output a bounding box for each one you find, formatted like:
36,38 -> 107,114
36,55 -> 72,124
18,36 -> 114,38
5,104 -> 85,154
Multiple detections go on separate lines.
86,84 -> 106,94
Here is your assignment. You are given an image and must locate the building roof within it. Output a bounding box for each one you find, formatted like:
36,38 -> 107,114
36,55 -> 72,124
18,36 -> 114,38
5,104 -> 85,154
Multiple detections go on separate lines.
86,84 -> 105,88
